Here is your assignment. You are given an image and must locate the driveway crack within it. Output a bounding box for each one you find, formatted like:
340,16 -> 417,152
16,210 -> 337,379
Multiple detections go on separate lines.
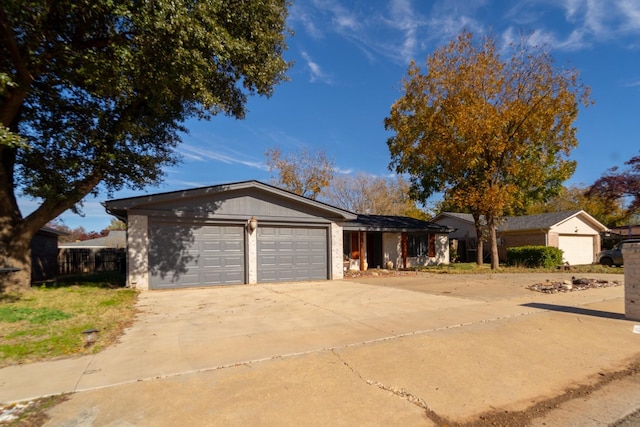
365,379 -> 429,411
331,350 -> 449,424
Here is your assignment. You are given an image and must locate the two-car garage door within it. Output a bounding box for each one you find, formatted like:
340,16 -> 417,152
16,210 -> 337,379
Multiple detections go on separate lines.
148,222 -> 328,289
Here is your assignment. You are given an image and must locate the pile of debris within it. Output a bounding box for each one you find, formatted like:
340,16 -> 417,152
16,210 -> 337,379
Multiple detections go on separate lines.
527,277 -> 622,293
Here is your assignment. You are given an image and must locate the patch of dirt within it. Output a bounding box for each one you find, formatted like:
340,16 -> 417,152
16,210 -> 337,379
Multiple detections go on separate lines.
343,269 -> 417,279
0,395 -> 68,427
420,359 -> 640,427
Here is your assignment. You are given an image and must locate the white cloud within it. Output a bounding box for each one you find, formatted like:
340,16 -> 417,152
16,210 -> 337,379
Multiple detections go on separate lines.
289,2 -> 324,39
181,144 -> 267,170
167,180 -> 209,188
624,78 -> 640,88
385,0 -> 421,62
300,50 -> 333,84
555,0 -> 640,46
292,0 -> 640,69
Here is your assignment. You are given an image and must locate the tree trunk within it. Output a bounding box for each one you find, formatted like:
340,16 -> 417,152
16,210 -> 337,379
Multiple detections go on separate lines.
488,217 -> 500,270
476,238 -> 483,265
0,228 -> 34,292
472,213 -> 484,265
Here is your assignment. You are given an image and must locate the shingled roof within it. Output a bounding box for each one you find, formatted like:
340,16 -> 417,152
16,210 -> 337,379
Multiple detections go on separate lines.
344,214 -> 453,233
500,210 -> 585,231
435,210 -> 607,232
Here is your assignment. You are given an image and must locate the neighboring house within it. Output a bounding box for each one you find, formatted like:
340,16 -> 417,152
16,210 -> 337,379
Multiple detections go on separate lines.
343,215 -> 452,270
103,180 -> 452,290
31,227 -> 68,282
430,212 -> 481,262
608,225 -> 640,240
58,230 -> 126,275
432,210 -> 608,265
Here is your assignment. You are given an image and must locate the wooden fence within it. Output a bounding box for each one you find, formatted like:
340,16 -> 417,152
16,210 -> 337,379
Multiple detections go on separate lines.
58,248 -> 126,275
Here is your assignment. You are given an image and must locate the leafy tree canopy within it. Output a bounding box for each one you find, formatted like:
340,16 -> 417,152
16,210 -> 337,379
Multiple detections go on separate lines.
586,153 -> 640,221
385,30 -> 591,268
0,0 -> 291,290
527,185 -> 628,227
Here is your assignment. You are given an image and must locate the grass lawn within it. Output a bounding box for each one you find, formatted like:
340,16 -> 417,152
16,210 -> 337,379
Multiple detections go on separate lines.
413,262 -> 626,274
0,272 -> 137,368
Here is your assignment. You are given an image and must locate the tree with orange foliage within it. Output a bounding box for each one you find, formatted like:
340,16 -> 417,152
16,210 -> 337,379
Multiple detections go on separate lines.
265,147 -> 334,200
385,31 -> 591,269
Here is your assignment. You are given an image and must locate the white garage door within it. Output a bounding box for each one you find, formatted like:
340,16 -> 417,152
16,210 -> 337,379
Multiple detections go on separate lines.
257,226 -> 328,282
149,222 -> 245,289
558,235 -> 595,265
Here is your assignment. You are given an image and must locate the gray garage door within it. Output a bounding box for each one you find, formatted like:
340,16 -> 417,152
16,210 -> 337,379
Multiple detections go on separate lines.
257,226 -> 328,282
149,222 -> 245,289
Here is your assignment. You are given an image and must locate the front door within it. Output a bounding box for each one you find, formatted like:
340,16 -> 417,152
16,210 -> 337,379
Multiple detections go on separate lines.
366,232 -> 383,269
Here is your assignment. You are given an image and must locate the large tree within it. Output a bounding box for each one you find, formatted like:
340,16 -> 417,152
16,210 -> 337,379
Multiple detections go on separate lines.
527,185 -> 628,227
586,153 -> 640,222
0,0 -> 291,291
324,173 -> 429,219
385,30 -> 591,269
265,146 -> 335,200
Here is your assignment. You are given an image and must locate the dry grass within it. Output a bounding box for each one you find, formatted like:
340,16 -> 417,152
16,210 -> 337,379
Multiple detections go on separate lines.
0,272 -> 137,367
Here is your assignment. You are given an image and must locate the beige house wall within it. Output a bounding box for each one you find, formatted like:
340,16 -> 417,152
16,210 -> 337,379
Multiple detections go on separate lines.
553,216 -> 600,235
330,223 -> 344,280
127,214 -> 149,290
381,232 -> 450,269
247,225 -> 258,284
382,233 -> 402,269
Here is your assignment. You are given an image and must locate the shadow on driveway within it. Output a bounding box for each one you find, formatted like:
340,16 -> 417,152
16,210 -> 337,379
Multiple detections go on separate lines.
521,302 -> 626,320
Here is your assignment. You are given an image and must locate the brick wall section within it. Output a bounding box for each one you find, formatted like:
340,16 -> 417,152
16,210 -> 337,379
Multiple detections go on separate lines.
499,232 -> 547,261
623,242 -> 640,321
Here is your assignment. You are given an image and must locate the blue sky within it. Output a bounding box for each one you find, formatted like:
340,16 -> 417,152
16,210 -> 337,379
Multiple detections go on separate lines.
32,0 -> 640,231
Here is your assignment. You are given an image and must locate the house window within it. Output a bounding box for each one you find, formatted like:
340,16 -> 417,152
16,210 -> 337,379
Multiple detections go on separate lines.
343,231 -> 360,259
407,233 -> 435,257
351,233 -> 360,259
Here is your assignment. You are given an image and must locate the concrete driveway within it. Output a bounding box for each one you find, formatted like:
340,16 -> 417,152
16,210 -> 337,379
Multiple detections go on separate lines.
2,272 -> 640,426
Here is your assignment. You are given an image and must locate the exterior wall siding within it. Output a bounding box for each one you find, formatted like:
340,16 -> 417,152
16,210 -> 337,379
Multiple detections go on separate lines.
382,233 -> 402,269
131,189 -> 334,222
552,217 -> 600,235
127,214 -> 149,290
498,232 -> 546,261
405,233 -> 449,267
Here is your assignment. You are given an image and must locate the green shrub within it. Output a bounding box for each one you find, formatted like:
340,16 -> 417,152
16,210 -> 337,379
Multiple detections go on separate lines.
507,246 -> 563,268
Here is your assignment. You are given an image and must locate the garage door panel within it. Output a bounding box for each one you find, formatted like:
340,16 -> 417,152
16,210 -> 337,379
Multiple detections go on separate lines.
257,226 -> 328,282
149,223 -> 245,289
558,235 -> 594,265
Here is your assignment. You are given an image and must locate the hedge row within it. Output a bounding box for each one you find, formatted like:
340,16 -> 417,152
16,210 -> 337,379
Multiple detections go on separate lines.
506,246 -> 563,268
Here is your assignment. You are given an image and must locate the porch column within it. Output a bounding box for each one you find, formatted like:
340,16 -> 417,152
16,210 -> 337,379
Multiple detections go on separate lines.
401,232 -> 408,269
359,231 -> 365,271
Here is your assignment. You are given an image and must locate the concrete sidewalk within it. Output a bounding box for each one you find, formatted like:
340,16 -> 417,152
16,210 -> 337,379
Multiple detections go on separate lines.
2,275 -> 640,425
